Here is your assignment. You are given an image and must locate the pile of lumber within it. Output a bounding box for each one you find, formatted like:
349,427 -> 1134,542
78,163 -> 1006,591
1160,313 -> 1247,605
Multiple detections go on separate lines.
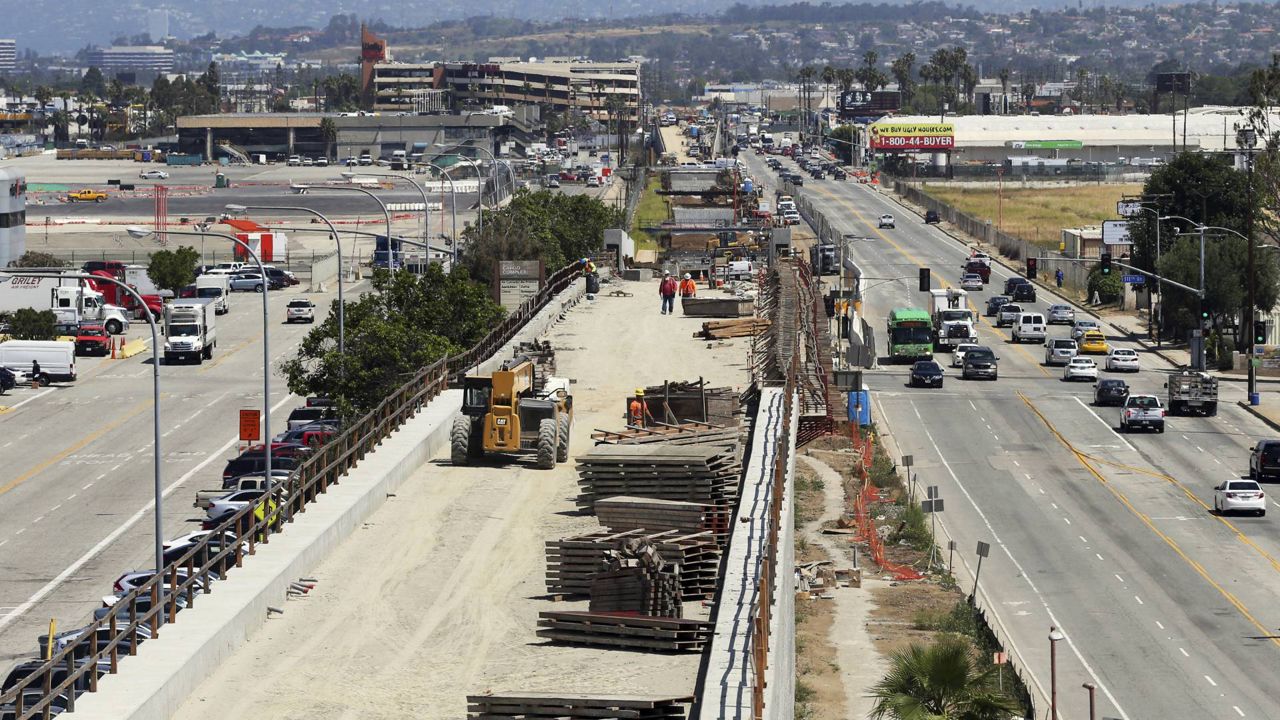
592,423 -> 741,446
681,296 -> 755,318
467,693 -> 694,719
641,380 -> 740,427
588,538 -> 681,617
545,529 -> 721,599
595,496 -> 730,546
536,611 -> 715,653
693,317 -> 769,338
512,340 -> 556,392
576,444 -> 740,511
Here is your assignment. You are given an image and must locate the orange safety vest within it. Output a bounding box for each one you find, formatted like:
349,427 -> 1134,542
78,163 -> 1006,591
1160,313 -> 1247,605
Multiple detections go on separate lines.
679,278 -> 697,297
629,399 -> 648,425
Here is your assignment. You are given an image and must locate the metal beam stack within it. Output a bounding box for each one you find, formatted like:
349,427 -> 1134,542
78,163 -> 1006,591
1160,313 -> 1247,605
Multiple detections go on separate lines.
588,538 -> 681,617
595,496 -> 730,547
536,611 -> 715,653
545,529 -> 721,600
466,693 -> 694,719
575,444 -> 740,512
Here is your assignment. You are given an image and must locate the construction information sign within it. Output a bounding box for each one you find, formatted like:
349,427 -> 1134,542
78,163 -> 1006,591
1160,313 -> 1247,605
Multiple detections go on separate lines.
239,409 -> 260,442
869,122 -> 955,151
494,260 -> 544,312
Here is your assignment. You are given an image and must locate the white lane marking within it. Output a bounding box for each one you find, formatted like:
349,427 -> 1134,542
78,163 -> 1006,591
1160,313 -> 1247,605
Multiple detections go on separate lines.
980,416 -> 987,422
1063,517 -> 1072,525
65,494 -> 75,501
1024,473 -> 1032,480
1196,446 -> 1204,452
108,463 -> 122,472
1039,488 -> 1046,494
31,516 -> 43,524
0,388 -> 56,412
912,404 -> 922,419
1180,647 -> 1189,657
969,400 -> 978,411
1156,620 -> 1165,630
1234,706 -> 1245,717
1052,502 -> 1060,509
1079,536 -> 1087,543
83,482 -> 95,490
48,504 -> 61,513
0,539 -> 6,548
2,442 -> 10,448
908,398 -> 1131,720
1071,396 -> 1137,452
1096,553 -> 1104,561
1115,574 -> 1125,583
1214,458 -> 1223,464
1205,675 -> 1217,687
1135,595 -> 1144,605
1183,435 -> 1191,441
0,392 -> 297,635
14,529 -> 24,535
1013,460 -> 1021,467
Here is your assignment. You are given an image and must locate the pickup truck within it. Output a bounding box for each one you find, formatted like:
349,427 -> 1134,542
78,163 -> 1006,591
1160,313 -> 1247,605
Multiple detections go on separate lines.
1120,394 -> 1165,433
194,472 -> 291,509
74,325 -> 111,356
996,303 -> 1025,328
1166,370 -> 1218,416
66,189 -> 107,203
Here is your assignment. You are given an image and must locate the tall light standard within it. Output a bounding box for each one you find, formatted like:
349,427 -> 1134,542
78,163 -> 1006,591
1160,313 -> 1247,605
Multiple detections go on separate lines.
359,172 -> 433,248
1049,626 -> 1065,720
225,204 -> 344,358
430,142 -> 514,217
126,225 -> 275,507
290,183 -> 394,268
1082,682 -> 1097,720
414,162 -> 459,264
1,270 -> 166,622
1239,125 -> 1259,401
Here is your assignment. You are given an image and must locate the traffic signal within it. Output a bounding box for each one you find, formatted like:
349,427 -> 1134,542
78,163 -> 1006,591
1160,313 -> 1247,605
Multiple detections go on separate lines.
1026,257 -> 1038,280
919,267 -> 930,292
1100,252 -> 1112,275
1200,306 -> 1210,321
1255,320 -> 1267,345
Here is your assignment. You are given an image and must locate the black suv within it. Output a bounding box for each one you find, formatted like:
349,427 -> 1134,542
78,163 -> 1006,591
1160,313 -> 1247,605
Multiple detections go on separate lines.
925,210 -> 941,224
961,347 -> 999,380
1094,379 -> 1129,406
1250,440 -> 1280,480
1004,277 -> 1030,295
1011,282 -> 1037,303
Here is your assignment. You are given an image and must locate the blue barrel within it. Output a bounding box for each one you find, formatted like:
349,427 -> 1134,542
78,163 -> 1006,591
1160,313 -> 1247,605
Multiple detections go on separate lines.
742,179 -> 754,194
847,388 -> 871,425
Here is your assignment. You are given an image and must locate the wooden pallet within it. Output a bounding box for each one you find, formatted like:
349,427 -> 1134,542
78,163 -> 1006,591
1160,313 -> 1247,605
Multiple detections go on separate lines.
467,692 -> 694,719
693,317 -> 770,339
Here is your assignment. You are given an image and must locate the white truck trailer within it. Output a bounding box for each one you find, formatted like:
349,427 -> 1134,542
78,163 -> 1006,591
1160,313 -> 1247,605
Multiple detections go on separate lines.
0,275 -> 131,335
194,275 -> 231,315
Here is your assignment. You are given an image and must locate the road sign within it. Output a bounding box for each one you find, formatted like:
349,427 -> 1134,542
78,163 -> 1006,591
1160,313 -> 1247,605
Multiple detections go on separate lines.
976,540 -> 991,558
922,498 -> 944,513
1117,201 -> 1142,217
927,485 -> 939,499
239,409 -> 261,442
1122,274 -> 1145,284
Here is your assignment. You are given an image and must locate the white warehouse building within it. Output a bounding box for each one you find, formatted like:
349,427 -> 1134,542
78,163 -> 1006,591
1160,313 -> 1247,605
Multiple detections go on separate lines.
0,168 -> 25,268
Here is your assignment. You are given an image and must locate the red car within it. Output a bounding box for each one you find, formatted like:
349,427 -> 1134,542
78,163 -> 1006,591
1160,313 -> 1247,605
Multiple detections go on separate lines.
559,171 -> 579,182
74,325 -> 112,356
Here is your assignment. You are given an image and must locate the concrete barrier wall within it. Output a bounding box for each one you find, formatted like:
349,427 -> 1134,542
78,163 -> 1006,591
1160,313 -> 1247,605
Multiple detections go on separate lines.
764,398 -> 799,718
72,273 -> 590,720
308,250 -> 339,292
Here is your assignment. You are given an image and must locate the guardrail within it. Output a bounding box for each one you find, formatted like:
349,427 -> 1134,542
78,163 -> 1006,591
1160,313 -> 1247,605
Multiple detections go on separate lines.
0,259 -> 592,719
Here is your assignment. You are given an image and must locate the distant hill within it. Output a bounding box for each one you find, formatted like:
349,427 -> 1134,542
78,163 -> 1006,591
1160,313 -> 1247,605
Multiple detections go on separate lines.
14,0 -> 1199,54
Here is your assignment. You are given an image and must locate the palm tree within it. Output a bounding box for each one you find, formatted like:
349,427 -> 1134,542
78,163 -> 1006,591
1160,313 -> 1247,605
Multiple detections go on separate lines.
820,64 -> 836,114
869,637 -> 1020,720
997,68 -> 1011,114
319,117 -> 337,161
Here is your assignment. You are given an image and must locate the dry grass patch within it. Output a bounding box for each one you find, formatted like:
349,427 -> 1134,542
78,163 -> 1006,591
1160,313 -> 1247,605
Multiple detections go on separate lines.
924,182 -> 1142,247
795,597 -> 848,720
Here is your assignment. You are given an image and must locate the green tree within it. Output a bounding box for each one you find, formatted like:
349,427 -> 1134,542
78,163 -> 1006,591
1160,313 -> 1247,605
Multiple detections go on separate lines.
1128,152 -> 1278,338
829,124 -> 856,163
464,189 -> 623,283
147,246 -> 200,294
80,67 -> 106,97
869,636 -> 1021,720
281,265 -> 505,414
7,308 -> 58,341
1087,267 -> 1123,304
319,117 -> 337,160
9,251 -> 67,268
891,52 -> 917,106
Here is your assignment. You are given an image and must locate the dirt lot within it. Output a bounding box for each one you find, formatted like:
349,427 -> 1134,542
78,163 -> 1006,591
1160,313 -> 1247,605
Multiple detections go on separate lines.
172,277 -> 754,719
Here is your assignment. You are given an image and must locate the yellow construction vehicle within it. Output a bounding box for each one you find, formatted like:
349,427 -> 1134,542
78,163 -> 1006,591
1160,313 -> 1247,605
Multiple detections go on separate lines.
451,356 -> 573,469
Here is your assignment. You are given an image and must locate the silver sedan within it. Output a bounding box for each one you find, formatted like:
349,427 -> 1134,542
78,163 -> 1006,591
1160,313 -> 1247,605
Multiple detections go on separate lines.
1047,304 -> 1075,324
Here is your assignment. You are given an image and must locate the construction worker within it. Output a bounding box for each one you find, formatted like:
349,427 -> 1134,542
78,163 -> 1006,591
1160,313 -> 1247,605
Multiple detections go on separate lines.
679,273 -> 697,299
629,388 -> 655,427
580,256 -> 597,275
658,270 -> 678,315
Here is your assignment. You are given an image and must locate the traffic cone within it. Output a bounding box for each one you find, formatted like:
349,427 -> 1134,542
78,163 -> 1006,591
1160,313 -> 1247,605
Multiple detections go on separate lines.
111,337 -> 117,359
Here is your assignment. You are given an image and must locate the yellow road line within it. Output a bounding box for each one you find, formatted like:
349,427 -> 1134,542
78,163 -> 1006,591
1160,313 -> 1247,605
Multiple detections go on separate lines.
809,183 -> 1050,376
198,335 -> 260,374
1018,391 -> 1280,647
0,397 -> 154,498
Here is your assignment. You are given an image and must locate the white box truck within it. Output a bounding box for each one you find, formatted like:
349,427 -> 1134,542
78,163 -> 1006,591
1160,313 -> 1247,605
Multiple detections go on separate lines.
0,340 -> 76,384
163,299 -> 217,364
194,275 -> 230,315
928,288 -> 975,349
0,276 -> 131,335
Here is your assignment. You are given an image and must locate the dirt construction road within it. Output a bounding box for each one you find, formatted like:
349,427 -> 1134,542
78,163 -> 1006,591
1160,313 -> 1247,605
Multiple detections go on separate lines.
173,276 -> 754,719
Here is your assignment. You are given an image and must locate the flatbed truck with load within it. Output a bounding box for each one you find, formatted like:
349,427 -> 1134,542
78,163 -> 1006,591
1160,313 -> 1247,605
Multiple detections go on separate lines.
1166,370 -> 1218,416
928,288 -> 975,350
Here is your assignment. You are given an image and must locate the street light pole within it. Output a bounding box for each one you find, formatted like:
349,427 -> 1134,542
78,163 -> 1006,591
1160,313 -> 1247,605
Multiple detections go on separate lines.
292,184 -> 396,273
1082,682 -> 1097,720
415,162 -> 459,264
127,226 -> 274,513
225,204 -> 344,359
362,172 -> 433,250
1049,626 -> 1065,720
1240,126 -> 1259,400
1,270 -> 165,623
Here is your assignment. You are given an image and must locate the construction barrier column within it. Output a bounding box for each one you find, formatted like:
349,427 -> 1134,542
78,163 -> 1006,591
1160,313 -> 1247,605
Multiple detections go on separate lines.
287,128 -> 296,155
205,128 -> 214,162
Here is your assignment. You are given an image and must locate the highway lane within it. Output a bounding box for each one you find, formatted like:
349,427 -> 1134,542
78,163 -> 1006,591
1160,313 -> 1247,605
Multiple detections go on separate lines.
0,283 -> 351,663
745,152 -> 1280,717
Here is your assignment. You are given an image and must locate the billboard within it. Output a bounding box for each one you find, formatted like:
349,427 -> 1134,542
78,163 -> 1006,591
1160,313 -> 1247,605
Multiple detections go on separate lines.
1156,72 -> 1191,94
1101,220 -> 1132,245
840,90 -> 901,116
869,122 -> 954,151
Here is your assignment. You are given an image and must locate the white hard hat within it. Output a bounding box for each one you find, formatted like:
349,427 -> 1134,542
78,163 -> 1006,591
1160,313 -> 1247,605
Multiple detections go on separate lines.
663,270 -> 671,275
684,273 -> 691,279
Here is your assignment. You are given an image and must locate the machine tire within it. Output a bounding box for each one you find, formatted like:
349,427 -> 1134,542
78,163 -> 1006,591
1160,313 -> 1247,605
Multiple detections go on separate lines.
556,414 -> 570,463
105,319 -> 123,335
254,284 -> 264,293
450,416 -> 473,466
1204,402 -> 1218,417
536,418 -> 557,469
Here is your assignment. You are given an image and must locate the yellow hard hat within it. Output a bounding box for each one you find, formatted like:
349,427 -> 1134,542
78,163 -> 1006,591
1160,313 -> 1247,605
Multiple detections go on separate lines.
635,388 -> 645,396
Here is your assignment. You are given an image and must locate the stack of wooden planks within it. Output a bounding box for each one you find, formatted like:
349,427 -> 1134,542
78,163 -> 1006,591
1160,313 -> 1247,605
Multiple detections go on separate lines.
536,611 -> 715,653
588,537 -> 681,617
595,496 -> 730,546
512,340 -> 556,392
680,296 -> 755,318
467,692 -> 694,719
576,444 -> 740,511
591,423 -> 740,446
545,529 -> 721,600
641,380 -> 740,427
693,317 -> 769,339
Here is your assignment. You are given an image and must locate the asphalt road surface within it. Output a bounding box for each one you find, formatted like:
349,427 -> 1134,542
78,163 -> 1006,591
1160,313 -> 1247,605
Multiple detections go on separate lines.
746,151 -> 1280,719
0,281 -> 353,665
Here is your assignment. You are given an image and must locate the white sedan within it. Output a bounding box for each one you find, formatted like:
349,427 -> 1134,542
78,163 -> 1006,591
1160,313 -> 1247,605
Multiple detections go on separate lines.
1063,357 -> 1098,382
1214,479 -> 1266,516
1106,347 -> 1140,372
878,214 -> 895,229
139,169 -> 169,180
960,273 -> 984,291
952,342 -> 979,368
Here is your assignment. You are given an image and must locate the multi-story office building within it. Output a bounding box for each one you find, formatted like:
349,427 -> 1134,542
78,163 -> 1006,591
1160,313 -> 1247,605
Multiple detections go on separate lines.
85,46 -> 175,73
0,40 -> 16,73
434,60 -> 641,124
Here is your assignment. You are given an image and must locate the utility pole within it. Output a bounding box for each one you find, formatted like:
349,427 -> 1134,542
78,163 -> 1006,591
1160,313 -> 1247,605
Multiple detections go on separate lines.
1241,126 -> 1258,401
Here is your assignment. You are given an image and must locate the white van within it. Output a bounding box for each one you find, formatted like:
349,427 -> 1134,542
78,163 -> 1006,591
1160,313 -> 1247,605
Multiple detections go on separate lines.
0,340 -> 77,384
1012,313 -> 1047,344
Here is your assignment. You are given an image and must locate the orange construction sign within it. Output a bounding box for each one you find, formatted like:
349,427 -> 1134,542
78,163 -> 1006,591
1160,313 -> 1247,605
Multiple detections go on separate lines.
239,409 -> 261,442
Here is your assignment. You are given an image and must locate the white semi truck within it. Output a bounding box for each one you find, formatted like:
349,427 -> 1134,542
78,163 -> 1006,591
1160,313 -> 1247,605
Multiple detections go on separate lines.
928,288 -> 976,350
0,275 -> 132,335
194,275 -> 231,315
163,299 -> 217,364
